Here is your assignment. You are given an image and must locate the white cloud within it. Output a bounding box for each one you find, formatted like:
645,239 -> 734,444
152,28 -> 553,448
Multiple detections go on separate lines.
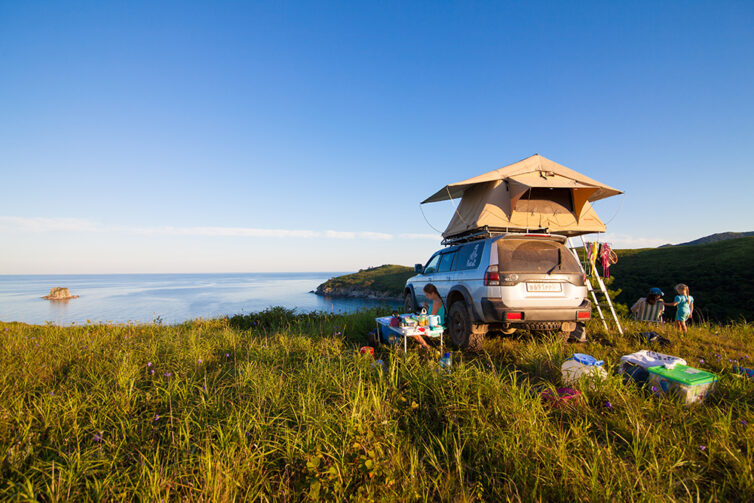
0,216 -> 415,241
0,216 -> 104,233
358,232 -> 393,241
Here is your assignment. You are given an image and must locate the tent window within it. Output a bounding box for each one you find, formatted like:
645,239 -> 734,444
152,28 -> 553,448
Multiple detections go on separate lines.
517,188 -> 573,211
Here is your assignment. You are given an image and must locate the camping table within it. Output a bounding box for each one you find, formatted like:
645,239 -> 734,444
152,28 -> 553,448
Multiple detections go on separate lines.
375,315 -> 444,352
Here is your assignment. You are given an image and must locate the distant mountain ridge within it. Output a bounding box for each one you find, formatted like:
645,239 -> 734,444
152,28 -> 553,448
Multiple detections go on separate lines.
660,231 -> 754,248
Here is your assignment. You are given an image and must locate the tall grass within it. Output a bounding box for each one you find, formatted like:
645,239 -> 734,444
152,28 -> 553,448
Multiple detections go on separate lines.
1,308 -> 753,501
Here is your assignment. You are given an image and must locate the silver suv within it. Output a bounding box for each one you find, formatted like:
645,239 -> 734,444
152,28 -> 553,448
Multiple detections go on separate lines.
403,233 -> 591,350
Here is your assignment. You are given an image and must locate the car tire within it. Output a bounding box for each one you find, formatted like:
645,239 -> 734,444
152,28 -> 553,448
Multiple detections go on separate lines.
448,302 -> 484,351
403,292 -> 415,313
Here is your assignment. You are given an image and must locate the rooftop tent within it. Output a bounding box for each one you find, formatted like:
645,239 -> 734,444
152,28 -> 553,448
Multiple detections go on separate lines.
422,154 -> 623,238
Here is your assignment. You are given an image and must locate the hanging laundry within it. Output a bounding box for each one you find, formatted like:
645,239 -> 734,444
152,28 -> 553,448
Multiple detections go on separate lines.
599,243 -> 618,278
586,241 -> 599,277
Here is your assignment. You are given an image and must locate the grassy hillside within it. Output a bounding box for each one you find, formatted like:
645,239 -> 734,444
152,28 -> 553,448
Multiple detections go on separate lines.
2,311 -> 754,500
316,265 -> 414,298
611,237 -> 754,322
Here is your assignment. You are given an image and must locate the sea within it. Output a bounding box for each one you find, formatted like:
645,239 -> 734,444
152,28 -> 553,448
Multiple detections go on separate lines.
0,273 -> 400,326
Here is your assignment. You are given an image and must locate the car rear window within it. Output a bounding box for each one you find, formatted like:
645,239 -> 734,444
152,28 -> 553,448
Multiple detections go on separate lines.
496,239 -> 581,273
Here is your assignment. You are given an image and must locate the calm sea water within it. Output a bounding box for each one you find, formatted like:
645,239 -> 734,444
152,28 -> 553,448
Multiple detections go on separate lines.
0,273 -> 399,325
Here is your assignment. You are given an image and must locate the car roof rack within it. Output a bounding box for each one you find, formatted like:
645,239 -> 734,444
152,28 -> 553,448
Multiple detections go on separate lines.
441,226 -> 550,246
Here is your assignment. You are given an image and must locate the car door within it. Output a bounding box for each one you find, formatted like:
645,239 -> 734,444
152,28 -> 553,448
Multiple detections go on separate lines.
434,249 -> 458,300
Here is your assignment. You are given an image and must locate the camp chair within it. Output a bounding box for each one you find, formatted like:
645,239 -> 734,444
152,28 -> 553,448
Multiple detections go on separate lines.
631,299 -> 664,323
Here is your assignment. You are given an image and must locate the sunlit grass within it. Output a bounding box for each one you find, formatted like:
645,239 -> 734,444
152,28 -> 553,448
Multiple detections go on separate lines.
1,308 -> 753,501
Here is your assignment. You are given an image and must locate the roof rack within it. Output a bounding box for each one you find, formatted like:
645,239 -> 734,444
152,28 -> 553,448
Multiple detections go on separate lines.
441,226 -> 550,246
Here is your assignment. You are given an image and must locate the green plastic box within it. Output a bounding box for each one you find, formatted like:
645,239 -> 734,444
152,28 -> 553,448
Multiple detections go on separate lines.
647,364 -> 718,404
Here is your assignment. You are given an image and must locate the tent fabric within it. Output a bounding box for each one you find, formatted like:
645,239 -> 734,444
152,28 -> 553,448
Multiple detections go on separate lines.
424,154 -> 622,238
422,154 -> 622,204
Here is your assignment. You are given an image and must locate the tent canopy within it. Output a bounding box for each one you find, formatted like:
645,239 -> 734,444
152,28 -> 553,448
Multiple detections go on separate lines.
423,154 -> 623,238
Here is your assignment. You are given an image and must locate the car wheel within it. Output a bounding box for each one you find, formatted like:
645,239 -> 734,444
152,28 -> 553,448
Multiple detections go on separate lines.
448,302 -> 484,351
403,292 -> 415,313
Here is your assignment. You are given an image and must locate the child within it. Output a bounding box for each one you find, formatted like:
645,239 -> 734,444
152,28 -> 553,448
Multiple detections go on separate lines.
664,283 -> 694,334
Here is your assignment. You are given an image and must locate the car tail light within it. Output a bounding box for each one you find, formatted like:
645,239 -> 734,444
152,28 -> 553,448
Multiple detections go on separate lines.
505,312 -> 523,320
577,311 -> 591,319
484,265 -> 500,286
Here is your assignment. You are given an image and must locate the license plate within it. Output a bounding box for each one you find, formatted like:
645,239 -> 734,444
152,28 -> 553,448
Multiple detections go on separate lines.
526,282 -> 562,292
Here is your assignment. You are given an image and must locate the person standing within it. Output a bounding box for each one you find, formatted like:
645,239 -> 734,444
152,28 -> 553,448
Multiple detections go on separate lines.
664,283 -> 694,334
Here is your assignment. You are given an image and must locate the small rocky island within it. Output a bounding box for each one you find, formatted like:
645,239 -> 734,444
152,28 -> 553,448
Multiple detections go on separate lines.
314,265 -> 414,300
42,287 -> 79,301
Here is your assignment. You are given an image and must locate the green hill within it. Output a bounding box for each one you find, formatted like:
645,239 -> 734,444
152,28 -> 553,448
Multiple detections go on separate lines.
610,237 -> 754,322
315,264 -> 414,299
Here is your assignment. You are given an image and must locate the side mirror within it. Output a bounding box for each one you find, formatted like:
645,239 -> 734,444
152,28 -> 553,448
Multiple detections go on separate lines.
414,264 -> 424,274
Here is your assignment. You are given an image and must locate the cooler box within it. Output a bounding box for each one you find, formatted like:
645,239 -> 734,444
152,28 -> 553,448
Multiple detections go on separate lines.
619,350 -> 687,385
561,353 -> 607,385
647,364 -> 717,404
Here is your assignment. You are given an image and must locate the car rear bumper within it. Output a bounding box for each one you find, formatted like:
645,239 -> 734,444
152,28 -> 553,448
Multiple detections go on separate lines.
480,297 -> 591,324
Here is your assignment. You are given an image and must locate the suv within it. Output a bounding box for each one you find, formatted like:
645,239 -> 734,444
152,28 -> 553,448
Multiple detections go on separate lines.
403,233 -> 590,350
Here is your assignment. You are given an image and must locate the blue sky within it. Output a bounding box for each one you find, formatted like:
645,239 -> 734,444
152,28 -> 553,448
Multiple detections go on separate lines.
1,0 -> 752,273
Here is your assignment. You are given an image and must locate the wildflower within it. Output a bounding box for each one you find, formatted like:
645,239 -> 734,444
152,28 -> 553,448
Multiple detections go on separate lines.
226,353 -> 230,358
93,433 -> 102,442
154,414 -> 160,421
699,445 -> 706,451
150,369 -> 155,375
604,401 -> 612,410
741,419 -> 748,426
198,359 -> 202,364
147,362 -> 152,367
651,386 -> 658,392
202,385 -> 206,392
3,328 -> 8,332
715,354 -> 721,359
164,372 -> 171,377
699,359 -> 705,364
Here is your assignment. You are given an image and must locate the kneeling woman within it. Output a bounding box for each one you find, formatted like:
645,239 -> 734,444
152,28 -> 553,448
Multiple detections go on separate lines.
412,284 -> 445,349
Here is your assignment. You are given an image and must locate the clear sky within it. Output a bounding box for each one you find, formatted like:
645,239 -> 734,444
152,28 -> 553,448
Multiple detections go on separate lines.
1,0 -> 752,274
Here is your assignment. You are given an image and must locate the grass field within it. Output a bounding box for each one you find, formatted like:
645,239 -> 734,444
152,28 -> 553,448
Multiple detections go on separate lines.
2,308 -> 754,501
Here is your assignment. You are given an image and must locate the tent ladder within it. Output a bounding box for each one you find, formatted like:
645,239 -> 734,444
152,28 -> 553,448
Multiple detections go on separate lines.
567,238 -> 609,332
578,236 -> 624,335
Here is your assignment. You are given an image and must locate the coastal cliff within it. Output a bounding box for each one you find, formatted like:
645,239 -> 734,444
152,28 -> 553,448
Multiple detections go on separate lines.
314,265 -> 414,300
